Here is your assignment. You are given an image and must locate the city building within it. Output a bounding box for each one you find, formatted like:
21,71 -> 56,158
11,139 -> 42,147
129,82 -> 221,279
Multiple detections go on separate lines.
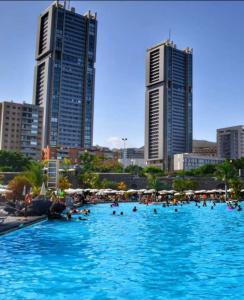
42,145 -> 118,163
118,158 -> 146,168
118,146 -> 145,168
145,40 -> 193,171
33,1 -> 97,149
193,139 -> 217,157
173,153 -> 224,171
119,147 -> 144,159
0,101 -> 43,159
217,125 -> 244,159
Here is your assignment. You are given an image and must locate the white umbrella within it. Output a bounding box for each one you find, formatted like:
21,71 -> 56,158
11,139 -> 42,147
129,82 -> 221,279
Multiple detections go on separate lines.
127,189 -> 137,193
174,192 -> 182,196
40,182 -> 46,196
64,188 -> 76,194
22,185 -> 26,196
167,190 -> 176,194
158,190 -> 168,195
0,188 -> 12,194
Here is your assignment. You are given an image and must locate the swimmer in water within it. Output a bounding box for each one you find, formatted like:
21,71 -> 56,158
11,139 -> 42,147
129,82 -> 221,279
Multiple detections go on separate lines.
120,211 -> 124,215
132,206 -> 137,212
66,212 -> 72,220
211,206 -> 214,210
237,205 -> 242,211
174,208 -> 178,212
78,217 -> 87,221
153,208 -> 157,214
112,210 -> 116,215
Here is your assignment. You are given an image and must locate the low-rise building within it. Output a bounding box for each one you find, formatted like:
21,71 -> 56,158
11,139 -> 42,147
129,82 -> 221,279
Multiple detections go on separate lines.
217,125 -> 244,159
118,158 -> 146,168
0,101 -> 43,160
174,153 -> 224,171
42,145 -> 119,163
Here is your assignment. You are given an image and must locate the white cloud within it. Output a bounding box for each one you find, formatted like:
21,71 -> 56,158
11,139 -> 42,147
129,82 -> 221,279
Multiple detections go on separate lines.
105,136 -> 124,149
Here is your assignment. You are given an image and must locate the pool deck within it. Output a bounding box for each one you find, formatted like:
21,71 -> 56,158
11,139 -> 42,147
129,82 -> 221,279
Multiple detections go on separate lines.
0,215 -> 47,236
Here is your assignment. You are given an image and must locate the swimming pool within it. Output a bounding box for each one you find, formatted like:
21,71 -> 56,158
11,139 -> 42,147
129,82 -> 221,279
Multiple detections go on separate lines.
0,202 -> 244,300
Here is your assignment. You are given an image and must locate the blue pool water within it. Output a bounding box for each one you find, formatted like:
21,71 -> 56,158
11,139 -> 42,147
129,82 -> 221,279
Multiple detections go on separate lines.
0,202 -> 244,300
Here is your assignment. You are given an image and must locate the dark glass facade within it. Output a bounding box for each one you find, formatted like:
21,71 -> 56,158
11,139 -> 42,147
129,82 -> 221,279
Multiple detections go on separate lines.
33,3 -> 97,149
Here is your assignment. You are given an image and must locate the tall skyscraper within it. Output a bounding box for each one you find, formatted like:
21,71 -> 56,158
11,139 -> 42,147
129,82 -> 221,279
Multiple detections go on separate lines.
33,1 -> 97,149
145,40 -> 193,171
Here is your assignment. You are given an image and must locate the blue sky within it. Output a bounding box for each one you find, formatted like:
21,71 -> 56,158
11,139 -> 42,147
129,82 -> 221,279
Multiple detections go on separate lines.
0,1 -> 244,148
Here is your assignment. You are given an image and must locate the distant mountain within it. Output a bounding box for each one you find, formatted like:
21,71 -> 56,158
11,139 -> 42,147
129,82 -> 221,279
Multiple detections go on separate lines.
193,139 -> 216,148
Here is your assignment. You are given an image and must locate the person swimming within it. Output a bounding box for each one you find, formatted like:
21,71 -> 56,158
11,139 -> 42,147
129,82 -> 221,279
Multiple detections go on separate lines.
112,210 -> 116,215
120,211 -> 124,215
153,208 -> 157,214
78,216 -> 87,221
174,208 -> 178,212
237,205 -> 242,211
66,212 -> 72,220
211,206 -> 214,210
132,206 -> 137,212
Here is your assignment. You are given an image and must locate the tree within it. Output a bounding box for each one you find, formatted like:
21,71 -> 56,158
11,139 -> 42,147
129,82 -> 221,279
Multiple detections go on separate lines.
99,178 -> 118,189
144,166 -> 164,177
144,166 -> 164,190
0,150 -> 30,172
229,178 -> 243,199
125,165 -> 144,177
8,175 -> 32,200
24,161 -> 45,196
215,161 -> 237,200
59,176 -> 71,190
79,152 -> 96,172
117,181 -> 127,190
173,178 -> 198,192
94,157 -> 123,173
80,172 -> 100,188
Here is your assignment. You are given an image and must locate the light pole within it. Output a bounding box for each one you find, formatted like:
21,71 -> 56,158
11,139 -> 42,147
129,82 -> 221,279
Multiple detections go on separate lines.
122,138 -> 127,172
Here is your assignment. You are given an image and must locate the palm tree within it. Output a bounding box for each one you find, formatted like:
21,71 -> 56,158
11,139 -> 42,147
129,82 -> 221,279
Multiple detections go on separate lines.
24,161 -> 46,196
215,161 -> 237,201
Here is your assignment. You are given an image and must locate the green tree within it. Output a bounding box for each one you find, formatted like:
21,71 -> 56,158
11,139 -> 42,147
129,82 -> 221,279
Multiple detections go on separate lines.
144,165 -> 164,177
229,178 -> 243,199
125,165 -> 144,176
59,176 -> 71,190
0,150 -> 30,172
173,178 -> 198,192
80,172 -> 100,188
24,161 -> 45,196
99,178 -> 118,189
79,152 -> 96,172
215,161 -> 237,200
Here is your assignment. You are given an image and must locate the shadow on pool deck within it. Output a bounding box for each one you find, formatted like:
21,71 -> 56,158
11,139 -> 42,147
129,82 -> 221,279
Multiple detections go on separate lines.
0,215 -> 47,236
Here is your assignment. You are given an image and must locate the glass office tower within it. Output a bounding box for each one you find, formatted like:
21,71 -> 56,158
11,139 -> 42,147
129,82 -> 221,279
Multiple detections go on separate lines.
145,40 -> 193,171
33,1 -> 97,148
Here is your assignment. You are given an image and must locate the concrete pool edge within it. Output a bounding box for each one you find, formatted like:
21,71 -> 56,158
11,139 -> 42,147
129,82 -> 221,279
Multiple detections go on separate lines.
0,216 -> 47,236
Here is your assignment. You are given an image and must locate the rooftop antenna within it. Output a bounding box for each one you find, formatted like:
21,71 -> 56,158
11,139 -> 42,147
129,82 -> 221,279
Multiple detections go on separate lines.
169,29 -> 172,41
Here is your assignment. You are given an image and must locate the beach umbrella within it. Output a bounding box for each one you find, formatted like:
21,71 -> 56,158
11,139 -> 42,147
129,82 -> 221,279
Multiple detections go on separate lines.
127,189 -> 137,193
0,188 -> 12,194
22,185 -> 26,196
174,192 -> 182,196
167,190 -> 176,194
40,182 -> 47,196
158,190 -> 168,195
